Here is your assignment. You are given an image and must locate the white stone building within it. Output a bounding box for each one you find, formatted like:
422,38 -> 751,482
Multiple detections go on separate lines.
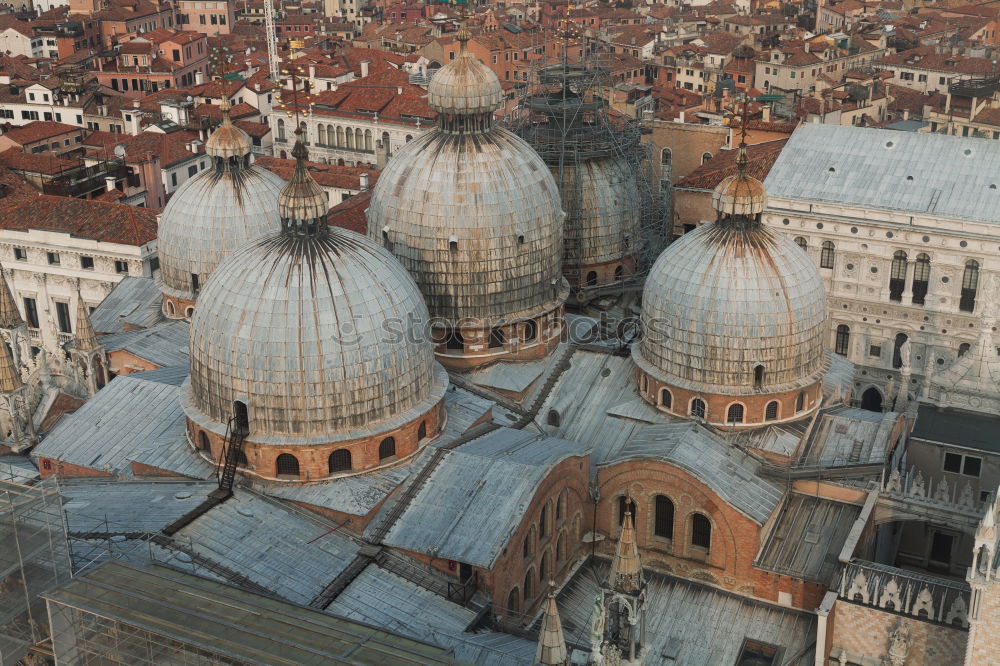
763,124 -> 1000,411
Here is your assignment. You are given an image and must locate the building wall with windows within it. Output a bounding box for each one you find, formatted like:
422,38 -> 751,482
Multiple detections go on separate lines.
271,113 -> 428,167
764,125 -> 1000,408
0,229 -> 155,362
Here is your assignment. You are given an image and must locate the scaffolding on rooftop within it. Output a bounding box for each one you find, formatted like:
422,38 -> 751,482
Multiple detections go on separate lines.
0,478 -> 71,666
506,41 -> 665,308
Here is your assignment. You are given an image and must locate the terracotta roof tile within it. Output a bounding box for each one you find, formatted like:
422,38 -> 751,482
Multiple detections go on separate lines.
1,121 -> 80,145
675,140 -> 787,189
0,194 -> 158,245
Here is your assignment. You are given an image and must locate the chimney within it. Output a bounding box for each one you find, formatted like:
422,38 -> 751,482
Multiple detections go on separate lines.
679,110 -> 685,123
360,60 -> 370,77
309,64 -> 316,80
104,176 -> 116,191
762,105 -> 771,122
397,85 -> 403,94
903,109 -> 910,120
360,172 -> 369,189
195,69 -> 204,84
804,40 -> 810,53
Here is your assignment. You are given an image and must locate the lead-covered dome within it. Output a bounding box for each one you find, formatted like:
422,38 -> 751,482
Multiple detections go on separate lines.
158,105 -> 284,314
368,32 -> 566,326
636,222 -> 827,393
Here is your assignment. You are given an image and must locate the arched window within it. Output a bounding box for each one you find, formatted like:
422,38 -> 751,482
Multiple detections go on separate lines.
614,265 -> 624,281
618,496 -> 636,526
691,513 -> 711,550
701,151 -> 712,164
378,437 -> 396,460
381,131 -> 390,150
417,421 -> 427,440
892,333 -> 908,369
446,328 -> 464,351
640,374 -> 648,393
765,400 -> 779,421
912,253 -> 930,305
690,398 -> 706,418
317,124 -> 327,145
523,570 -> 533,602
820,241 -> 835,269
654,495 -> 674,539
794,237 -> 807,251
345,127 -> 354,149
539,502 -> 549,539
489,328 -> 505,349
547,409 -> 560,427
524,319 -> 537,342
233,400 -> 249,435
540,550 -> 550,582
959,342 -> 971,357
860,387 -> 883,412
753,364 -> 764,389
727,403 -> 744,424
198,431 -> 210,451
556,531 -> 567,562
405,134 -> 413,142
659,388 -> 672,408
889,250 -> 907,301
585,271 -> 597,286
795,392 -> 806,412
275,453 -> 299,478
507,587 -> 519,613
329,449 -> 351,473
523,525 -> 535,559
660,147 -> 671,166
336,125 -> 344,147
364,129 -> 373,151
835,324 -> 850,356
276,118 -> 285,141
556,490 -> 566,521
961,259 -> 980,312
166,300 -> 175,316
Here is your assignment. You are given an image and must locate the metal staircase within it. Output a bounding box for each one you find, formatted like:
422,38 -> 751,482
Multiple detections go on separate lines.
217,416 -> 248,494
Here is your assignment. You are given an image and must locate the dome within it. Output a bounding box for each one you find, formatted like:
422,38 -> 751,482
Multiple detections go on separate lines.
557,158 -> 641,268
368,32 -> 565,326
184,227 -> 447,443
635,221 -> 828,395
204,101 -> 252,159
427,50 -> 503,115
158,107 -> 284,306
368,127 -> 565,323
711,172 -> 767,217
186,139 -> 446,443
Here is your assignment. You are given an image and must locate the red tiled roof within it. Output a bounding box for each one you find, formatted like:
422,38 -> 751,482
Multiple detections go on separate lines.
675,140 -> 787,189
0,121 -> 80,145
326,188 -> 370,235
255,155 -> 379,190
0,194 -> 158,245
0,149 -> 76,176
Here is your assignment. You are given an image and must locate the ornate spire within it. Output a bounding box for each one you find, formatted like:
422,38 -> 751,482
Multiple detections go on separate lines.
535,582 -> 569,666
0,265 -> 23,329
205,91 -> 252,162
608,506 -> 644,594
0,339 -> 21,392
74,290 -> 98,352
453,0 -> 472,49
277,132 -> 328,235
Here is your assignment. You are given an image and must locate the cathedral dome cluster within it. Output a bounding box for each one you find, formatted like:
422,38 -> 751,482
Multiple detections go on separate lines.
634,144 -> 828,427
367,29 -> 568,369
182,132 -> 446,482
157,103 -> 285,319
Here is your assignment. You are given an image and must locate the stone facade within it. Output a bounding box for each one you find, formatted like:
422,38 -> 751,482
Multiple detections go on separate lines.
829,601 -> 967,665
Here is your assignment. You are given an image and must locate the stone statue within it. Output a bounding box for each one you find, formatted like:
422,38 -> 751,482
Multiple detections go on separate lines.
884,619 -> 910,666
899,339 -> 911,373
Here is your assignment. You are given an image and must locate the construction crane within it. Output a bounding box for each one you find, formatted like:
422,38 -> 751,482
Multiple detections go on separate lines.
264,0 -> 280,82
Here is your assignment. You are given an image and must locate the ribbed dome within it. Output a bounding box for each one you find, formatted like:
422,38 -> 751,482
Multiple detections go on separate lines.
427,50 -> 503,115
204,104 -> 252,160
557,158 -> 641,267
367,128 -> 566,322
712,172 -> 767,217
635,222 -> 828,394
184,228 -> 447,442
159,113 -> 285,302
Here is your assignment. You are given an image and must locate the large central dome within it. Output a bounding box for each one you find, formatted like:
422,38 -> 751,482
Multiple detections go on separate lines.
366,27 -> 567,368
184,138 -> 447,481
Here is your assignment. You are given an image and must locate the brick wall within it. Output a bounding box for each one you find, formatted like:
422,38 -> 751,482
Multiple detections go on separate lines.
829,600 -> 967,665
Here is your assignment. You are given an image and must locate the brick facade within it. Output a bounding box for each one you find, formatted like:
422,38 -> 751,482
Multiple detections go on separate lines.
966,582 -> 1000,665
162,293 -> 196,321
37,458 -> 114,479
186,399 -> 444,482
829,600 -> 967,665
431,304 -> 565,370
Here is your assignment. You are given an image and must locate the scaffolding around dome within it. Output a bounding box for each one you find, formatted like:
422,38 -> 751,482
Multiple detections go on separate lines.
507,56 -> 665,305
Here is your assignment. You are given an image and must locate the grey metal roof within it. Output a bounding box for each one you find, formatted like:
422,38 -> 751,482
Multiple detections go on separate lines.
186,227 -> 447,444
61,480 -> 217,534
99,321 -> 190,369
258,464 -> 411,517
173,491 -> 362,606
798,406 -> 895,467
557,560 -> 816,665
123,365 -> 190,386
128,414 -> 215,479
0,455 -> 37,483
911,403 -> 1000,453
32,374 -> 186,478
608,422 -> 783,524
755,493 -> 862,584
765,124 -> 1000,223
382,428 -> 587,568
43,561 -> 462,665
90,276 -> 163,334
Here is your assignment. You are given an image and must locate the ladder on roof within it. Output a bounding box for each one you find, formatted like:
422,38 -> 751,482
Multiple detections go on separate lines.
217,416 -> 248,494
